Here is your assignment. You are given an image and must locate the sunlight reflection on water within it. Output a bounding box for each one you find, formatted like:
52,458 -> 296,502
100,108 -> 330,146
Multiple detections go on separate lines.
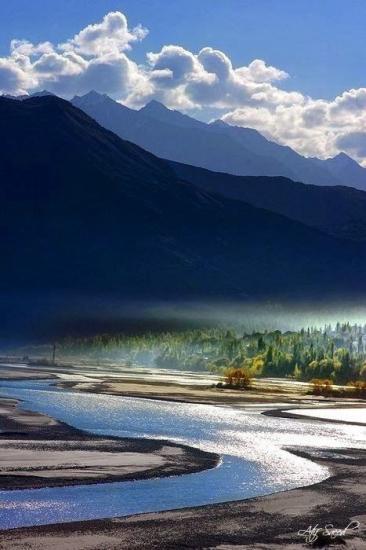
0,380 -> 365,529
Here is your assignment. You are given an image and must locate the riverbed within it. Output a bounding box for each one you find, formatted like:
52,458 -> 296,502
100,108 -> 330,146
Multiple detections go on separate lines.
0,379 -> 365,530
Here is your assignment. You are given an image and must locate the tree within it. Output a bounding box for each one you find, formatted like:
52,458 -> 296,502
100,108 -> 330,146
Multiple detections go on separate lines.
251,355 -> 264,376
257,336 -> 265,352
293,364 -> 302,380
224,367 -> 251,389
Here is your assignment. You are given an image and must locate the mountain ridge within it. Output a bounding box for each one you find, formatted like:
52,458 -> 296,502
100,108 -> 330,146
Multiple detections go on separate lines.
169,160 -> 366,241
71,91 -> 366,190
2,94 -> 366,306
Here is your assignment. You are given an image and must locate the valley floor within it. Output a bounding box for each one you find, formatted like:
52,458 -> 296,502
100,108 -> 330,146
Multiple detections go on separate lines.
1,447 -> 366,549
0,364 -> 366,549
0,395 -> 218,491
2,361 -> 365,408
59,375 -> 366,410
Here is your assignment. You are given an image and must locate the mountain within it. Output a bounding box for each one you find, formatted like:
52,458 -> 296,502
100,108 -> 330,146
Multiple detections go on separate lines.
72,93 -> 288,179
140,99 -> 206,130
314,152 -> 366,190
208,119 -> 345,187
72,92 -> 366,190
169,161 -> 366,241
2,90 -> 55,100
2,94 -> 366,310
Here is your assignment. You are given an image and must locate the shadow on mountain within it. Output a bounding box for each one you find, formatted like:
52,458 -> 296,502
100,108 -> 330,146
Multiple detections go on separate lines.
2,95 -> 366,337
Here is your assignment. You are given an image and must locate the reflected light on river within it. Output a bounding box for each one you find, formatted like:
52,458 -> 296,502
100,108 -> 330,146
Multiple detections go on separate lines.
0,380 -> 365,529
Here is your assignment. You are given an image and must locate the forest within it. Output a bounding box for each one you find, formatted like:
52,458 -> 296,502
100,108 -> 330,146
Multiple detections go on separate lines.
57,322 -> 366,385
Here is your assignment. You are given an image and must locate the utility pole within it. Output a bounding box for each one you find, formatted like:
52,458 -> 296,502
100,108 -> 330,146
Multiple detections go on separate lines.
52,343 -> 56,365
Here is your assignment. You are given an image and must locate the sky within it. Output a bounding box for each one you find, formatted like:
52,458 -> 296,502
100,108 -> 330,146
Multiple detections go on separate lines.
1,0 -> 366,164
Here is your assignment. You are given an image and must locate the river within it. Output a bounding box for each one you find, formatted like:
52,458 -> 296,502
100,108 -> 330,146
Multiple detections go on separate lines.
0,379 -> 365,529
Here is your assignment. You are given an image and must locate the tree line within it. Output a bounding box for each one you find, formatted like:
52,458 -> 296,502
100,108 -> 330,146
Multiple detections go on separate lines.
57,322 -> 366,385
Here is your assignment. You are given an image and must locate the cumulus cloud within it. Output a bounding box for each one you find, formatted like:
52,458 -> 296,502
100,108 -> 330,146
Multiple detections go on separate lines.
135,43 -> 293,111
198,48 -> 232,80
221,89 -> 366,164
237,59 -> 289,83
147,45 -> 200,86
0,11 -> 146,99
60,11 -> 148,56
0,57 -> 34,95
1,10 -> 366,164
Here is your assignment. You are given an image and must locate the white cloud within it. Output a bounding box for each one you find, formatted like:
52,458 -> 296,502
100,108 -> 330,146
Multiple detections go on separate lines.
0,11 -> 145,100
146,45 -> 212,95
129,42 -> 300,113
10,39 -> 54,57
0,10 -> 366,164
198,47 -> 232,80
60,11 -> 148,55
33,52 -> 84,76
0,57 -> 33,95
221,90 -> 366,164
236,59 -> 289,83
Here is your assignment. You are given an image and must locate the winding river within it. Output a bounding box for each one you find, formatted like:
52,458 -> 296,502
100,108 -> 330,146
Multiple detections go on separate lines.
0,379 -> 365,529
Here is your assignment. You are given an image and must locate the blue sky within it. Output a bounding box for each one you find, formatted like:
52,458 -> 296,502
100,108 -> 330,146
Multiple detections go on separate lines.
1,1 -> 365,164
1,0 -> 365,99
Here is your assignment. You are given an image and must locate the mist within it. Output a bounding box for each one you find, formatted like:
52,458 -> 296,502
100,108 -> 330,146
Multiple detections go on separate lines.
2,290 -> 366,347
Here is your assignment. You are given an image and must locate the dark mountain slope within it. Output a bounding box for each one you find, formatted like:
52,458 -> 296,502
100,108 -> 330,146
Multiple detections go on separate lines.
169,161 -> 366,241
1,95 -> 366,304
72,92 -> 366,190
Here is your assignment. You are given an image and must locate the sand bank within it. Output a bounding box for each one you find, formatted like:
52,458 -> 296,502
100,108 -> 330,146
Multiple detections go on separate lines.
0,396 -> 218,490
1,447 -> 365,548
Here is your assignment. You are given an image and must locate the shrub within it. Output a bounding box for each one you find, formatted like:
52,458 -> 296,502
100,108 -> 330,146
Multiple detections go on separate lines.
223,367 -> 251,389
310,378 -> 333,396
347,380 -> 366,398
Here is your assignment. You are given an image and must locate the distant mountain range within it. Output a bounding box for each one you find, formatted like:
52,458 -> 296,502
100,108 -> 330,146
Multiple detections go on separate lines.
2,94 -> 366,308
71,91 -> 366,242
72,91 -> 366,191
